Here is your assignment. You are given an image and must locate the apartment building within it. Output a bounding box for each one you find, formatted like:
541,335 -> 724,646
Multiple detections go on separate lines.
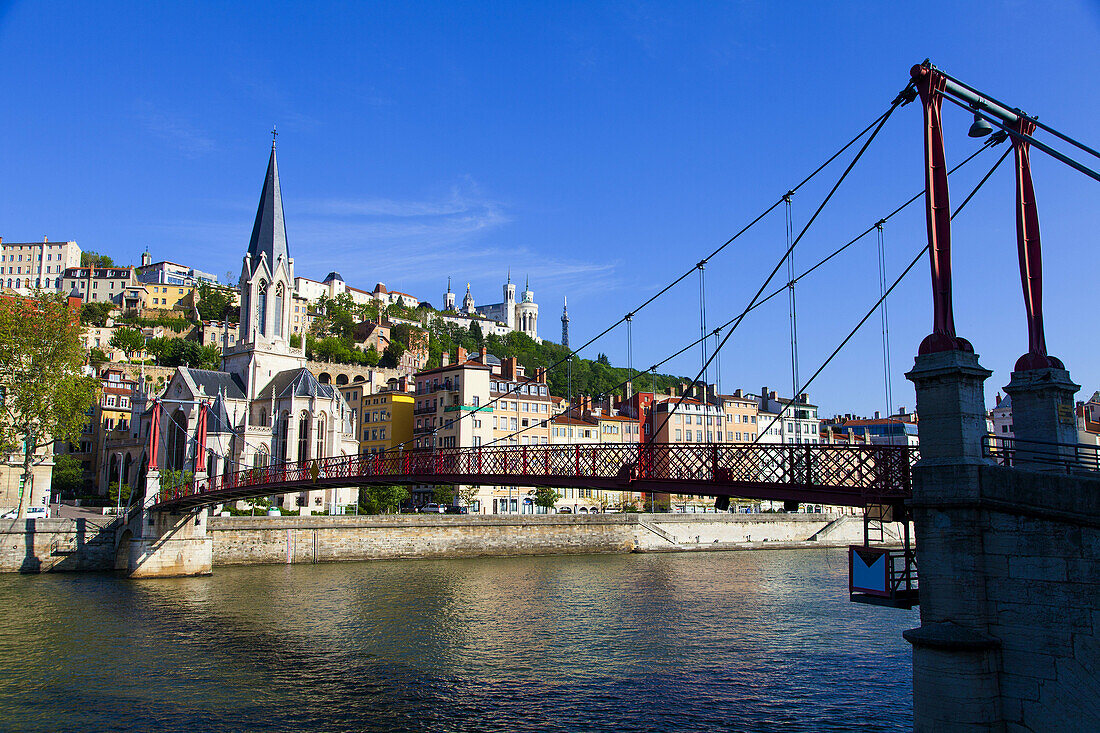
719,389 -> 760,442
345,378 -> 414,456
136,252 -> 217,286
753,387 -> 821,444
62,266 -> 135,304
0,237 -> 81,293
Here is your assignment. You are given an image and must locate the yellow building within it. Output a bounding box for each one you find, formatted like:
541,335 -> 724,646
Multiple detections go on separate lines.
342,378 -> 414,456
144,283 -> 194,310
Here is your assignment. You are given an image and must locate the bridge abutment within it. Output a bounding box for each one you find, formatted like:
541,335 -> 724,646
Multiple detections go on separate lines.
906,351 -> 1100,731
117,470 -> 212,578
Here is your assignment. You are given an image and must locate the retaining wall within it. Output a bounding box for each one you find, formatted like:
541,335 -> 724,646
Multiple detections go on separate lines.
0,518 -> 117,572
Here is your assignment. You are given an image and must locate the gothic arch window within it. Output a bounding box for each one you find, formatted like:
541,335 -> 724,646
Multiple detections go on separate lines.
275,411 -> 289,463
297,411 -> 311,463
316,413 -> 326,459
254,445 -> 269,468
256,281 -> 268,336
273,283 -> 285,337
168,409 -> 188,471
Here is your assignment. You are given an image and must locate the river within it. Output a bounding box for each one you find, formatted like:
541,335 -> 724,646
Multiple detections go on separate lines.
0,549 -> 916,732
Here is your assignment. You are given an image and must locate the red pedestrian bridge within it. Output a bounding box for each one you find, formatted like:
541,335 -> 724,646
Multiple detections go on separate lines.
153,443 -> 917,512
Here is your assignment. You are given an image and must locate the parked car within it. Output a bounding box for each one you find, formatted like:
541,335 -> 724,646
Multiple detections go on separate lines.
444,505 -> 469,514
419,503 -> 445,513
557,507 -> 573,514
2,506 -> 49,519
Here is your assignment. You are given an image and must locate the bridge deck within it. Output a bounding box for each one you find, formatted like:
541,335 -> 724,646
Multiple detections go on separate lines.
154,443 -> 917,511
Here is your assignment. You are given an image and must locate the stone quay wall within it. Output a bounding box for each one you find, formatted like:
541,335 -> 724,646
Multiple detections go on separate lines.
208,513 -> 873,566
0,518 -> 117,573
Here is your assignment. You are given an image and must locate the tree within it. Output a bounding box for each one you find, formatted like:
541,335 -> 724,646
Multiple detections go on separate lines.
534,486 -> 561,509
360,484 -> 409,514
468,321 -> 484,345
51,454 -> 85,496
0,293 -> 98,517
597,353 -> 611,366
363,344 -> 381,366
195,283 -> 237,322
289,333 -> 302,348
379,341 -> 406,368
80,301 -> 114,327
81,252 -> 115,268
109,327 -> 146,358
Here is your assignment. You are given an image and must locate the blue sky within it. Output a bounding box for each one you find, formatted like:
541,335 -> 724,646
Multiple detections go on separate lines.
2,1 -> 1098,416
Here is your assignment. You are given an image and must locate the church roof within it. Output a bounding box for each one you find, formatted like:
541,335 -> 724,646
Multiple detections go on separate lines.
206,390 -> 236,434
180,368 -> 246,401
260,368 -> 338,400
246,145 -> 290,267
323,271 -> 343,283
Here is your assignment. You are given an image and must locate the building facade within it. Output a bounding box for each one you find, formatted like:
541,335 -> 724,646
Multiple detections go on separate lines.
135,253 -> 218,287
0,237 -> 81,293
62,266 -> 136,304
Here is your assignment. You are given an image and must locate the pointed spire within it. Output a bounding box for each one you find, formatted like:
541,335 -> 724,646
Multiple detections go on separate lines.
525,274 -> 529,291
247,141 -> 289,267
447,276 -> 452,293
507,268 -> 511,284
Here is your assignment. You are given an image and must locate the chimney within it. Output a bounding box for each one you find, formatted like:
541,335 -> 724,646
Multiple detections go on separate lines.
502,357 -> 517,380
761,387 -> 769,404
874,410 -> 881,419
442,351 -> 451,366
456,346 -> 467,364
899,406 -> 907,416
734,388 -> 743,399
799,392 -> 808,403
479,346 -> 488,362
769,390 -> 777,400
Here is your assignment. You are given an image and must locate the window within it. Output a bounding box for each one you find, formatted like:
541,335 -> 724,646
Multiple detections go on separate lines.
675,429 -> 682,441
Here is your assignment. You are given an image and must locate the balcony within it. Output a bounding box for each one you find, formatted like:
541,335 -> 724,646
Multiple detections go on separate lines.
443,404 -> 493,413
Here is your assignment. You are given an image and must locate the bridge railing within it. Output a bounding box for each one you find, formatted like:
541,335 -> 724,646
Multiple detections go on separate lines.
157,442 -> 917,505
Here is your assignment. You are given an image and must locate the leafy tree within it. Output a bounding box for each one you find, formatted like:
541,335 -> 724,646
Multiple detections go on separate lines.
80,301 -> 115,327
379,340 -> 406,368
51,454 -> 86,496
81,251 -> 116,268
289,333 -> 302,348
88,347 -> 108,366
109,327 -> 146,358
363,344 -> 381,366
359,484 -> 409,514
596,353 -> 611,366
0,293 -> 99,517
145,337 -> 220,369
534,486 -> 562,509
195,283 -> 238,322
108,481 -> 132,506
468,321 -> 484,346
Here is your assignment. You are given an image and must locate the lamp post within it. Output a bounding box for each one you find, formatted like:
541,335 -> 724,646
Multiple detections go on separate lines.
114,452 -> 124,514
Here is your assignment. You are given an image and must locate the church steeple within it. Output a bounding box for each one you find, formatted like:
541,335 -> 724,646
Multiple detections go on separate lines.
247,137 -> 290,267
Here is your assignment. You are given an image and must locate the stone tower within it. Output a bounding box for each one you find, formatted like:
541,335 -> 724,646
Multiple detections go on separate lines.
443,276 -> 455,311
503,270 -> 516,330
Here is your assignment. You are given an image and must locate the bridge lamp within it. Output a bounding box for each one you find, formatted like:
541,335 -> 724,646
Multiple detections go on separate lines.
968,109 -> 994,138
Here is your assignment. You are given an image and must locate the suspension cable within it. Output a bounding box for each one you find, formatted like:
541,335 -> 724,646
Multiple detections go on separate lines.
650,93 -> 907,444
876,219 -> 894,417
468,135 -> 1002,451
698,261 -> 709,437
751,144 -> 1013,446
384,97 -> 915,454
784,191 -> 799,436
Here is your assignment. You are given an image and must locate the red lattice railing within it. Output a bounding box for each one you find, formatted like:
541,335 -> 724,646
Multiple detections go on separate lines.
156,442 -> 917,510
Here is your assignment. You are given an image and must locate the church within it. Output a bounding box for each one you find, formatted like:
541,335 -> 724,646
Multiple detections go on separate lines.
147,140 -> 360,513
442,274 -> 540,342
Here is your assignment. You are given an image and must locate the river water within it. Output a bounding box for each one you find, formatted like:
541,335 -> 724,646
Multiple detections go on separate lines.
0,550 -> 916,732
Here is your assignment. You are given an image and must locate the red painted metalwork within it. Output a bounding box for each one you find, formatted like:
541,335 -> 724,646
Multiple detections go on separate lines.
912,64 -> 973,355
194,402 -> 209,473
148,400 -> 162,470
1010,117 -> 1062,371
152,442 -> 918,512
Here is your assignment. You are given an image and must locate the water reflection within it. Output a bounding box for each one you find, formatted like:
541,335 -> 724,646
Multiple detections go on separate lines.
0,550 -> 915,732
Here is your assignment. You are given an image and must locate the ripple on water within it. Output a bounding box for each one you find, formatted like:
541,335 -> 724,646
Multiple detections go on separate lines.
0,550 -> 916,732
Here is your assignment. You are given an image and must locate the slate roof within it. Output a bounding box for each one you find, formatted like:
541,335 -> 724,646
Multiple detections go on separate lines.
247,145 -> 290,267
207,390 -> 236,434
259,367 -> 338,400
181,368 -> 246,400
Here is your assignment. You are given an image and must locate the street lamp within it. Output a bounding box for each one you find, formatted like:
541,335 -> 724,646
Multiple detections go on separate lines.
114,452 -> 124,514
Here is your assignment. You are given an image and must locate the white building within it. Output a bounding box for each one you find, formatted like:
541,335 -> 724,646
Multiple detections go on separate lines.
753,387 -> 821,445
1,237 -> 82,293
442,274 -> 540,342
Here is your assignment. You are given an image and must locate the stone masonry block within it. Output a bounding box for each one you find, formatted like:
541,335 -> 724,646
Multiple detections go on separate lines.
1008,555 -> 1067,582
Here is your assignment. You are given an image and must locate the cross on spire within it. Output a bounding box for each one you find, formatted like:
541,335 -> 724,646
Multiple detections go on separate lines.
271,125 -> 278,149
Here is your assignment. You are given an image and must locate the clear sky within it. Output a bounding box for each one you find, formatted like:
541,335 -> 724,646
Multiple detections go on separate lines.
2,1 -> 1098,417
